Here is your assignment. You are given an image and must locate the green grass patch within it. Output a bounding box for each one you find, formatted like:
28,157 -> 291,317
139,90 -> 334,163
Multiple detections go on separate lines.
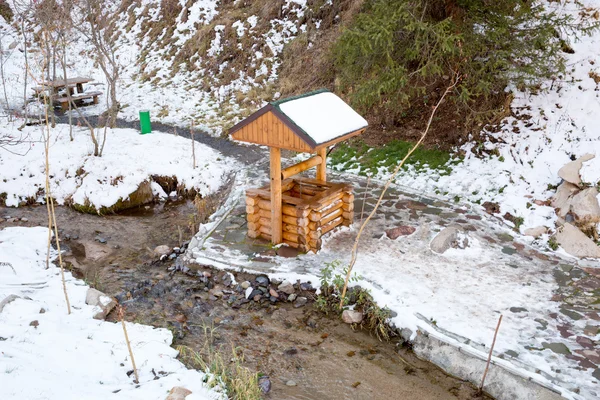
329,139 -> 458,177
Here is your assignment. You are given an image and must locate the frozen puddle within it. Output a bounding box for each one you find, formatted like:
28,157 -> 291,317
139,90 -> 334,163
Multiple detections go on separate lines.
0,226 -> 223,400
187,170 -> 600,400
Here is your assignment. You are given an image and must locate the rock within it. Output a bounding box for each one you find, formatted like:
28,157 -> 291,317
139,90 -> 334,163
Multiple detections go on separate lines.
278,280 -> 294,295
555,223 -> 600,258
0,294 -> 20,313
258,376 -> 271,393
95,235 -> 107,244
551,181 -> 580,217
385,225 -> 416,240
245,287 -> 254,299
20,217 -> 28,222
482,201 -> 501,214
29,320 -> 39,328
256,275 -> 269,286
85,288 -> 117,320
430,227 -> 463,254
300,282 -> 313,291
523,226 -> 548,238
277,246 -> 299,258
288,293 -> 297,302
342,310 -> 363,324
241,281 -> 251,289
154,245 -> 171,256
558,153 -> 595,186
209,286 -> 224,297
271,309 -> 288,321
166,386 -> 192,400
570,187 -> 600,220
293,296 -> 308,308
286,380 -> 297,387
542,342 -> 571,355
269,288 -> 279,298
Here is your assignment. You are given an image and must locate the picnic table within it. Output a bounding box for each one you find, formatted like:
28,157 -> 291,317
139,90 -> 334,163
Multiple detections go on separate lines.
32,77 -> 102,111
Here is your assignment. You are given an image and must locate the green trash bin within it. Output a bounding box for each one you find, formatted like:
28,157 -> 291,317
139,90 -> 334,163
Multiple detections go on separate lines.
139,110 -> 152,134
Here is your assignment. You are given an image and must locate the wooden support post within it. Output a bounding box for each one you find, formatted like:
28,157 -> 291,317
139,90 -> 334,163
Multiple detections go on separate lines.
316,147 -> 327,182
270,147 -> 283,244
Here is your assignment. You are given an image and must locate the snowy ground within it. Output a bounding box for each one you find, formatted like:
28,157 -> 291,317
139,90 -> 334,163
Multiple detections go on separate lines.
186,166 -> 599,400
0,121 -> 235,210
0,226 -> 224,400
332,0 -> 600,239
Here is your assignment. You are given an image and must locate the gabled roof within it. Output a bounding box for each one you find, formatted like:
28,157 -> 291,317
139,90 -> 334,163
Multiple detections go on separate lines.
229,89 -> 368,152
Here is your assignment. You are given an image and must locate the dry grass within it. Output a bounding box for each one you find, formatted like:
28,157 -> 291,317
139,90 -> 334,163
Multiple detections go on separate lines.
177,324 -> 262,400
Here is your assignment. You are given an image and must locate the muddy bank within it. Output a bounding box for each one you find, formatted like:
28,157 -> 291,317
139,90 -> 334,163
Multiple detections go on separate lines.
0,203 -> 490,399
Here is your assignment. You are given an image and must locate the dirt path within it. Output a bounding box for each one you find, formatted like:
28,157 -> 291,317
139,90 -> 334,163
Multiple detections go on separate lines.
0,202 -> 489,399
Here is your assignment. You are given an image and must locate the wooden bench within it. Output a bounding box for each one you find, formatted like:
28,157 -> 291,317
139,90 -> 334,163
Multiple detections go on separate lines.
55,91 -> 102,111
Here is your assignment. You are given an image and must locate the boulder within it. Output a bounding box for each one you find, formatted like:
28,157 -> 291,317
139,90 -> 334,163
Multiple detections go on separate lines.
166,387 -> 192,400
551,181 -> 580,218
555,223 -> 600,258
430,227 -> 467,254
570,188 -> 600,220
558,153 -> 595,186
85,288 -> 117,320
386,225 -> 416,240
154,245 -> 171,256
523,226 -> 548,238
342,310 -> 364,324
278,280 -> 295,295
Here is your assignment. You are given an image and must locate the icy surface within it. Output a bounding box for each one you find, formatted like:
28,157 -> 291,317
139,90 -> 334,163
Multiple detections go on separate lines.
278,92 -> 368,144
0,226 -> 224,400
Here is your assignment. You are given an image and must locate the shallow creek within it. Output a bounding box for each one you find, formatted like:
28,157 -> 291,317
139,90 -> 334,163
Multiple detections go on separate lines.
0,201 -> 490,400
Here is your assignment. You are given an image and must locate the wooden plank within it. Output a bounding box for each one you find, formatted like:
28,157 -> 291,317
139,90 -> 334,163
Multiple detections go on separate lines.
270,147 -> 282,244
343,193 -> 354,203
283,223 -> 309,235
316,147 -> 327,182
245,196 -> 259,206
246,205 -> 259,214
342,202 -> 354,212
294,177 -> 333,188
247,213 -> 260,223
248,221 -> 261,231
342,211 -> 354,221
309,211 -> 321,222
321,216 -> 344,235
321,207 -> 343,226
316,198 -> 343,213
247,230 -> 260,239
281,156 -> 322,180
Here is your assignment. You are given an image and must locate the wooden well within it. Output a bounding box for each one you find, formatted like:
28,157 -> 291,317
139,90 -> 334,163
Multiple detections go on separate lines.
245,178 -> 354,253
229,89 -> 367,252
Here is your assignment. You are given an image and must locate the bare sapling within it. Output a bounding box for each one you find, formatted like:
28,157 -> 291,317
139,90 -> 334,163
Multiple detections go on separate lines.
37,49 -> 72,314
191,120 -> 196,169
360,176 -> 371,224
117,305 -> 139,384
339,73 -> 461,308
479,314 -> 503,394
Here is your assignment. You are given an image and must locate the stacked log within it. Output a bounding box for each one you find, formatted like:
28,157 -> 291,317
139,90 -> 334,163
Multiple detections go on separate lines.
245,180 -> 355,253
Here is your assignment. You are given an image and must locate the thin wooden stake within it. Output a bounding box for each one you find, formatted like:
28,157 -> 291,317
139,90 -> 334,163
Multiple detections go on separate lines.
118,305 -> 139,384
479,314 -> 503,393
360,176 -> 370,224
190,121 -> 196,169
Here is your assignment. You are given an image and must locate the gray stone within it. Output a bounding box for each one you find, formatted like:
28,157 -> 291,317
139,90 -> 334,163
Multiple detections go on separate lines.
278,280 -> 294,295
570,187 -> 600,220
241,281 -> 251,289
258,376 -> 271,393
293,296 -> 308,308
551,181 -> 580,217
342,310 -> 363,324
209,286 -> 224,297
154,245 -> 171,256
523,226 -> 548,238
558,154 -> 595,186
288,293 -> 297,302
555,223 -> 600,258
85,288 -> 117,320
256,275 -> 269,286
430,227 -> 467,254
0,294 -> 20,313
542,342 -> 571,355
166,386 -> 192,400
286,380 -> 297,387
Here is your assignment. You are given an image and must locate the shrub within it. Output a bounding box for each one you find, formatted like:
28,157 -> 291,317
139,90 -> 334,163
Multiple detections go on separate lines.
333,0 -> 599,124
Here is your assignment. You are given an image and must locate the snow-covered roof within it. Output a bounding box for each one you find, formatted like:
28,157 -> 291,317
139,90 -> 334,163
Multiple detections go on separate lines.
271,89 -> 368,145
229,89 -> 368,152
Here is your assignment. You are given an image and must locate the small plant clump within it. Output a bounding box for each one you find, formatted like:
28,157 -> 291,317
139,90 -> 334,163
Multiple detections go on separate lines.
548,236 -> 559,251
316,260 -> 395,341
